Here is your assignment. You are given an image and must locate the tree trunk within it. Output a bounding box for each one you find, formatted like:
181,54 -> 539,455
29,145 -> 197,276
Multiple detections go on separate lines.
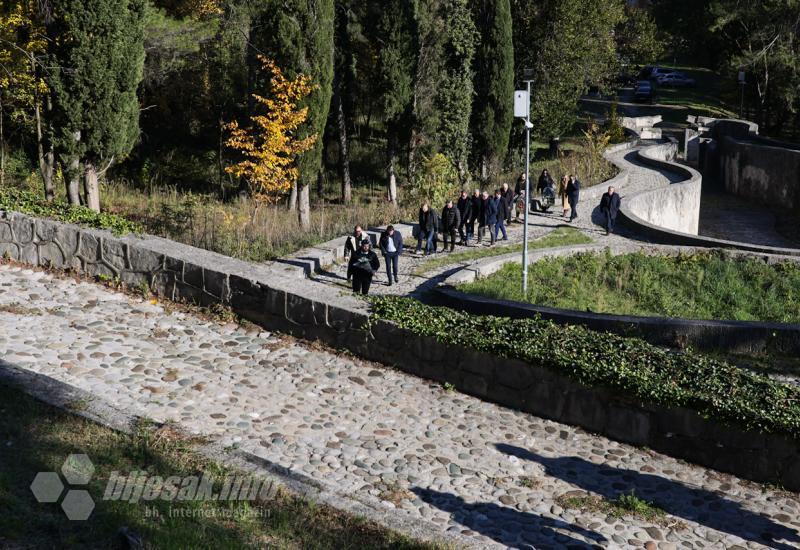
288,181 -> 298,210
387,131 -> 398,203
83,161 -> 100,212
35,99 -> 55,201
336,91 -> 352,204
0,101 -> 5,188
66,158 -> 82,205
298,182 -> 310,229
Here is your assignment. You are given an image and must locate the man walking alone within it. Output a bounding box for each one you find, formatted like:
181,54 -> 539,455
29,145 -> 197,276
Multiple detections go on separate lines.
599,186 -> 621,235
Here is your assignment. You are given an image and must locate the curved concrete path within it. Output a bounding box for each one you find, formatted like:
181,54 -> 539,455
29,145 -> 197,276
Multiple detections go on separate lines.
2,263 -> 800,549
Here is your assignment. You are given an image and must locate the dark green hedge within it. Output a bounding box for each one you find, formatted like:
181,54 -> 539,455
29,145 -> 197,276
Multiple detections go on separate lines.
370,296 -> 800,439
0,187 -> 141,236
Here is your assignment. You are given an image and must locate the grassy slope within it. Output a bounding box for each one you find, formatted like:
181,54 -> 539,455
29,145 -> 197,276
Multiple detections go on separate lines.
0,383 -> 434,550
459,250 -> 800,323
414,226 -> 592,276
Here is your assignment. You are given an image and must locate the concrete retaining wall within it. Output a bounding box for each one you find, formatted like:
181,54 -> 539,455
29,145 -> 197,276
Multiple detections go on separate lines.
2,208 -> 800,489
439,243 -> 800,354
621,139 -> 703,236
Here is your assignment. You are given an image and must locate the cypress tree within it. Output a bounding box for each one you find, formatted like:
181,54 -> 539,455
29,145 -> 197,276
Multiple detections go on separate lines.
470,0 -> 514,180
411,0 -> 476,180
253,0 -> 334,229
372,0 -> 417,202
47,0 -> 146,211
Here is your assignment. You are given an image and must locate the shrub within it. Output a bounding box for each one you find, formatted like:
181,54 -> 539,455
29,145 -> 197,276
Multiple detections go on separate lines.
0,186 -> 141,236
369,296 -> 800,439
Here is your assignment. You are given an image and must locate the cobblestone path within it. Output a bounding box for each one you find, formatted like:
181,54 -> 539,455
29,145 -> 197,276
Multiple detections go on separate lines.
2,264 -> 799,549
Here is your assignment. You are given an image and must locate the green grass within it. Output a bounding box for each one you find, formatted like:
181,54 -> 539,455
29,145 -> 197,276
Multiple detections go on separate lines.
556,491 -> 671,526
653,65 -> 738,120
0,383 -> 435,549
413,226 -> 592,276
459,249 -> 800,323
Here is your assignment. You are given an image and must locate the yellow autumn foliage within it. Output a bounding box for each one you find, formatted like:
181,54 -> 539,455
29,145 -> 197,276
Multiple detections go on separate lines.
0,0 -> 48,121
224,56 -> 317,204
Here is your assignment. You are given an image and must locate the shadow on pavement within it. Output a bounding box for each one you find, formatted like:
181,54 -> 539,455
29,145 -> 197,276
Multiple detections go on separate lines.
412,487 -> 606,549
495,443 -> 800,550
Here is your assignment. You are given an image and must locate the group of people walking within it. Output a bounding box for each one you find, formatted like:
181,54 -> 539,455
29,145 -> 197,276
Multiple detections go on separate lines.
416,183 -> 522,255
343,170 -> 622,296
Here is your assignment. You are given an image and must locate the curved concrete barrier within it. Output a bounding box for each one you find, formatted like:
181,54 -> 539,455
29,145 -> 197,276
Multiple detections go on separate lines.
438,243 -> 800,354
617,136 -> 800,256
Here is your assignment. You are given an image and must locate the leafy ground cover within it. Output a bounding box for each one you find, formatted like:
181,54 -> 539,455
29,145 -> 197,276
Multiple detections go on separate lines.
369,296 -> 800,439
0,186 -> 142,236
0,382 -> 433,549
413,226 -> 592,275
459,250 -> 800,323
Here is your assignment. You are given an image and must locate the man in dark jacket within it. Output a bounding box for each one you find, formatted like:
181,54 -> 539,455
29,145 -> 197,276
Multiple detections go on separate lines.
566,175 -> 581,222
599,186 -> 621,235
347,240 -> 380,295
456,190 -> 472,245
468,189 -> 481,244
500,182 -> 514,223
441,200 -> 461,252
492,189 -> 508,242
415,203 -> 435,255
379,225 -> 403,285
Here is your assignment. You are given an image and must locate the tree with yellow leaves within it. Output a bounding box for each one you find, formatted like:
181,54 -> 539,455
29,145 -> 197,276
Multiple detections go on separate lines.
0,0 -> 48,189
224,56 -> 317,205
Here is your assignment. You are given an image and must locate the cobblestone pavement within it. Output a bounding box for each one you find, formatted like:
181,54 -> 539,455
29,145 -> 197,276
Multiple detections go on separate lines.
3,264 -> 800,549
313,146 -> 678,298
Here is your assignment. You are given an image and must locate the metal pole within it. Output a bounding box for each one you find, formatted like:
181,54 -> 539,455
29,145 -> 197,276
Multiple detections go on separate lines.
522,79 -> 531,297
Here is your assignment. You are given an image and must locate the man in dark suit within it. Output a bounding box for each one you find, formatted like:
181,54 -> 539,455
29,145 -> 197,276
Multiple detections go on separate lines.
599,186 -> 622,235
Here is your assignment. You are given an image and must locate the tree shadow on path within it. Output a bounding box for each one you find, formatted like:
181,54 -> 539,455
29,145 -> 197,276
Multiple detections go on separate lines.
411,487 -> 606,550
495,443 -> 800,550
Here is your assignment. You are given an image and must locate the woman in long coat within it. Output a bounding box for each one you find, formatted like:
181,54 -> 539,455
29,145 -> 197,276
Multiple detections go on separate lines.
557,175 -> 570,218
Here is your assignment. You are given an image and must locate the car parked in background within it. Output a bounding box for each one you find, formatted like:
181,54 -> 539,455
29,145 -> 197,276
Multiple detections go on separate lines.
656,72 -> 696,87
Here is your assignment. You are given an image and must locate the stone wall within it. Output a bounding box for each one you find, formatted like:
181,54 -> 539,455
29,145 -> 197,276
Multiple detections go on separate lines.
3,208 -> 800,490
621,139 -> 703,236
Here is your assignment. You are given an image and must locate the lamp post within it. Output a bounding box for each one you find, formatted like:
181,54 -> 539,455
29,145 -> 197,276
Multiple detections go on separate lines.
514,69 -> 535,296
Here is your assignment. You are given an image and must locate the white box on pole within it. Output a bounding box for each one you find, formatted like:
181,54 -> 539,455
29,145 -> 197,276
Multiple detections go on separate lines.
514,91 -> 529,118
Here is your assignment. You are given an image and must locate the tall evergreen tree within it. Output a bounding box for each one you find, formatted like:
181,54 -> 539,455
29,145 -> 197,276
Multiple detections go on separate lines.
470,0 -> 514,180
372,0 -> 417,203
411,0 -> 476,179
46,0 -> 146,211
252,0 -> 334,228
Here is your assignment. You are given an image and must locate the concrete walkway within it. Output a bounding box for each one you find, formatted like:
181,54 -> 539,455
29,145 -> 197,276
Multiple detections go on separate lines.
2,264 -> 800,549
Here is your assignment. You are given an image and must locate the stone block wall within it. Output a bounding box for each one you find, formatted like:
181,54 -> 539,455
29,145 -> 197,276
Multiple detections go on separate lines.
2,208 -> 800,490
